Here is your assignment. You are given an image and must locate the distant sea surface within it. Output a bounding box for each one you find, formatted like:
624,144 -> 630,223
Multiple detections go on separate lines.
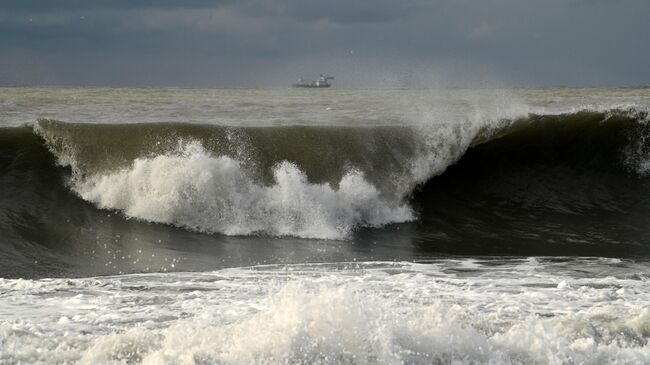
1,87 -> 649,364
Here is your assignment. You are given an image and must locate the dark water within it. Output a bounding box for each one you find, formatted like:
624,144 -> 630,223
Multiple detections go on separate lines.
3,88 -> 650,364
2,108 -> 650,278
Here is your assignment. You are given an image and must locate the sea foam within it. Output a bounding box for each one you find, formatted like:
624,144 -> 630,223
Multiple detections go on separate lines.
2,260 -> 649,365
75,141 -> 413,239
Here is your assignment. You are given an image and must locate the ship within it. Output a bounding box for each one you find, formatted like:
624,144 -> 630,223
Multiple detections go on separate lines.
292,74 -> 334,88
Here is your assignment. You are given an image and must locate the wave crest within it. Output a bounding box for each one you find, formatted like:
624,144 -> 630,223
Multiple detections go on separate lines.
10,106 -> 650,241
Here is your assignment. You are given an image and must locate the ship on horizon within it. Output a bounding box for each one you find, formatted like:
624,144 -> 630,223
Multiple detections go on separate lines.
292,74 -> 334,88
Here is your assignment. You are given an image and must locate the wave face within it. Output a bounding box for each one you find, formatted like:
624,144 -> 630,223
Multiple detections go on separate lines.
2,107 -> 650,276
411,109 -> 650,255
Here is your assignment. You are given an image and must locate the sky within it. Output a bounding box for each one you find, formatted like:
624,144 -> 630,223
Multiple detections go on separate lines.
0,0 -> 648,88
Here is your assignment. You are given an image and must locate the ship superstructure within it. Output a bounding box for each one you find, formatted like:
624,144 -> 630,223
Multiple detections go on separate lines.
292,74 -> 334,88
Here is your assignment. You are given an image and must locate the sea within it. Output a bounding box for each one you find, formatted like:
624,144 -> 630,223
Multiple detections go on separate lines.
1,86 -> 649,364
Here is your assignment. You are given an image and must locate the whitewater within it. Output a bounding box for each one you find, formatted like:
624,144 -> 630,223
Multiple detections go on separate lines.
3,259 -> 650,364
1,87 -> 650,364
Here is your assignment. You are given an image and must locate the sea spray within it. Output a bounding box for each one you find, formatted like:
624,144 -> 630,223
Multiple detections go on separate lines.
75,141 -> 413,239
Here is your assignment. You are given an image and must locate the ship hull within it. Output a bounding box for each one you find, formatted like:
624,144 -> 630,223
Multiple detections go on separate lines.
292,84 -> 332,88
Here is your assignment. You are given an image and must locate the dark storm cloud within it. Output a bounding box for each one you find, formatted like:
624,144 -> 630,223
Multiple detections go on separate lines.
0,0 -> 648,87
0,0 -> 232,12
236,0 -> 411,24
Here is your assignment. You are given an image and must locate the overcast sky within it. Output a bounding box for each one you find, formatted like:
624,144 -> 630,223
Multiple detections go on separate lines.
0,0 -> 648,88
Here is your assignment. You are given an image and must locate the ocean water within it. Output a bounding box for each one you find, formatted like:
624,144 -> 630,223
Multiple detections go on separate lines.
1,87 -> 650,364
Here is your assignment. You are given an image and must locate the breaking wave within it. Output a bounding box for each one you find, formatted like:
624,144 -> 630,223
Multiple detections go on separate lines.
0,107 -> 649,244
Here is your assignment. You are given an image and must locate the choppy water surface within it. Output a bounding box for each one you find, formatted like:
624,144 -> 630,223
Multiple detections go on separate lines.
2,259 -> 650,364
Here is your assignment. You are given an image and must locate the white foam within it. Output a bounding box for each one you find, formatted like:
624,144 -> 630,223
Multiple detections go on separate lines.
74,142 -> 413,240
2,260 -> 650,364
